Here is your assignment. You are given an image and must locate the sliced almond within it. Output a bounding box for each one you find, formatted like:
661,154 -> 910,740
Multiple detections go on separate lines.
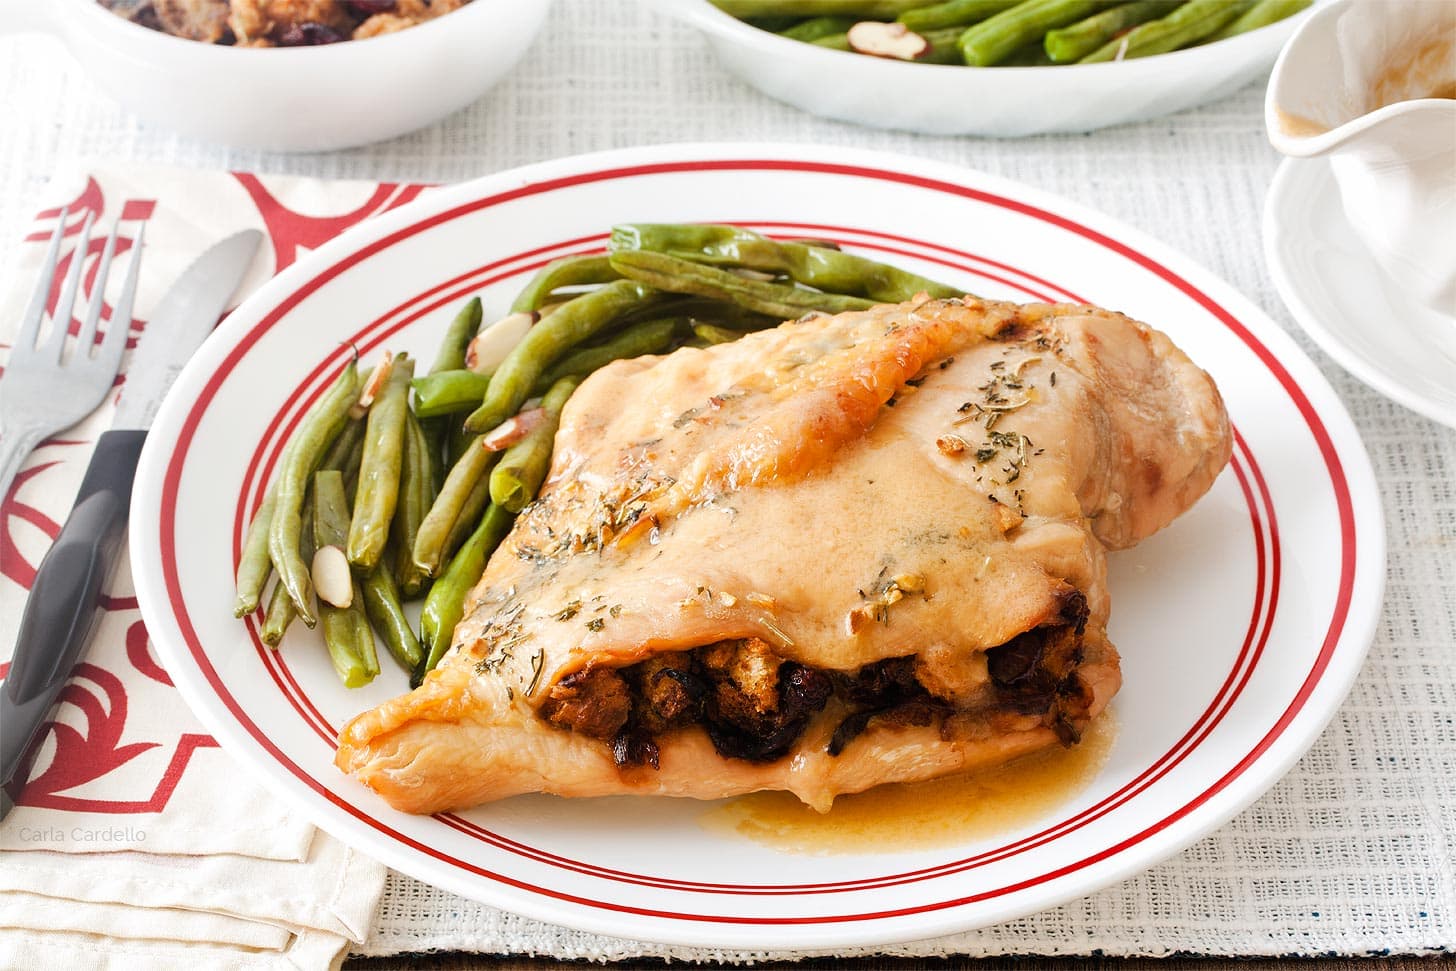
312,545 -> 353,608
466,311 -> 536,375
349,351 -> 393,418
846,21 -> 929,61
480,407 -> 546,451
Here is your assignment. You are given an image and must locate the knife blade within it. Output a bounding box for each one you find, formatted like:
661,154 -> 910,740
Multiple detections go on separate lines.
0,230 -> 262,821
111,231 -> 263,431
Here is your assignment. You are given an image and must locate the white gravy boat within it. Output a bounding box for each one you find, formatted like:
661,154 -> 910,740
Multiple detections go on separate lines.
1266,0 -> 1456,316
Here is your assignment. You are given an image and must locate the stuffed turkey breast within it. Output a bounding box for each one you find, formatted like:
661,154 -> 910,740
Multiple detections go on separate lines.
336,295 -> 1231,814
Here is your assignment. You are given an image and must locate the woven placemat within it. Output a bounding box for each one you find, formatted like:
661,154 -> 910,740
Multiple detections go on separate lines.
2,0 -> 1451,958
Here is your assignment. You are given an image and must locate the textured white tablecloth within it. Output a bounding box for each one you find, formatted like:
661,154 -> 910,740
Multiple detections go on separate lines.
2,0 -> 1453,960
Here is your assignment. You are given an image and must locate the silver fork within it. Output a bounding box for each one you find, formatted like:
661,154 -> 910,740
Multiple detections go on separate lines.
0,209 -> 143,507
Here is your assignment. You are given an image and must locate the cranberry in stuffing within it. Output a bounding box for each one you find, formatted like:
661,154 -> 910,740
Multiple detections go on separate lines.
278,21 -> 346,44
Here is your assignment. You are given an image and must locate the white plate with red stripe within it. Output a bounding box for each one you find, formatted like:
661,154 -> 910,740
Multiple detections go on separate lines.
129,144 -> 1384,948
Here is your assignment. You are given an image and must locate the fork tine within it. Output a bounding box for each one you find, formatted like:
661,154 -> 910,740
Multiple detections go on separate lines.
44,211 -> 94,361
11,207 -> 68,358
96,221 -> 144,375
76,220 -> 120,357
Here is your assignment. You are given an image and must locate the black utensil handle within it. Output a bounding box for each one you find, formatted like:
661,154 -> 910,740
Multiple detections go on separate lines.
1,429 -> 147,789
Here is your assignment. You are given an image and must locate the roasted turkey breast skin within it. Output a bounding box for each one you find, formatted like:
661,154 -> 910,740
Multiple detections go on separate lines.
336,296 -> 1231,813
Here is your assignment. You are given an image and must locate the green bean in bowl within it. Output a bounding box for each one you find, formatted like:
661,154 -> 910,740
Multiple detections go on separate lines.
714,0 -> 1309,66
651,0 -> 1321,134
234,223 -> 964,687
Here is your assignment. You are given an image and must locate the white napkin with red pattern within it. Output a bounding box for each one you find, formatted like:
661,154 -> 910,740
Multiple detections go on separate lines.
0,165 -> 420,970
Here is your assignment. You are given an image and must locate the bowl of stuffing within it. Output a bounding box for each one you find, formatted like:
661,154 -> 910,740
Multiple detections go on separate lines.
4,0 -> 552,151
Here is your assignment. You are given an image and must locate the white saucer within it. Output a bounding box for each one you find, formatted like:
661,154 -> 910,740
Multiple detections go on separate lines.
1264,156 -> 1456,429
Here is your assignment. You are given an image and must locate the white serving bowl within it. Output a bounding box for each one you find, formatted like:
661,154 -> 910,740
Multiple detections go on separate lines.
647,0 -> 1318,136
0,0 -> 552,152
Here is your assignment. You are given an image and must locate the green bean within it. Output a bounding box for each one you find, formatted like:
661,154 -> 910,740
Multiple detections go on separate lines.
415,503 -> 515,686
313,470 -> 378,686
233,491 -> 277,617
712,0 -> 938,16
320,417 -> 367,530
259,580 -> 297,648
394,543 -> 428,602
431,297 -> 482,374
260,492 -> 318,646
692,322 -> 748,345
644,297 -> 780,332
960,0 -> 1118,65
323,603 -> 375,687
747,15 -> 804,31
392,411 -> 437,598
811,32 -> 851,50
414,437 -> 502,577
687,310 -> 780,331
780,15 -> 855,40
419,298 -> 482,479
406,411 -> 438,512
267,359 -> 359,627
442,469 -> 494,565
1079,0 -> 1252,60
318,417 -> 365,475
918,26 -> 974,61
532,318 -> 681,393
1206,0 -> 1309,41
490,376 -> 580,513
361,558 -> 423,672
612,224 -> 962,303
313,471 -> 348,561
1002,38 -> 1054,63
534,296 -> 576,320
509,255 -> 621,314
1043,0 -> 1174,60
257,424 -> 362,641
347,355 -> 414,571
255,436 -> 355,641
339,434 -> 365,497
900,0 -> 1019,30
412,370 -> 491,418
609,250 -> 874,321
463,280 -> 657,434
446,418 -> 474,470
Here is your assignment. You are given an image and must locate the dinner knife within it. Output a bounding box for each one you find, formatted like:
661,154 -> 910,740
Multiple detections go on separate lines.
0,230 -> 262,822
